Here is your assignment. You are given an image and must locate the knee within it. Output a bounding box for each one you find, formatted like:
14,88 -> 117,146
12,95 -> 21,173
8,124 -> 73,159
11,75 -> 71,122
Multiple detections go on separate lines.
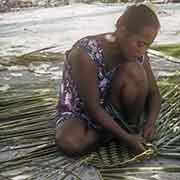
55,131 -> 84,157
110,61 -> 148,104
113,62 -> 148,93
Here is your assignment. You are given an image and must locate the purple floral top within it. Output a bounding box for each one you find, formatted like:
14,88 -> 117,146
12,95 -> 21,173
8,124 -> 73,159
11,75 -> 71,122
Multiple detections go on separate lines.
56,37 -> 144,129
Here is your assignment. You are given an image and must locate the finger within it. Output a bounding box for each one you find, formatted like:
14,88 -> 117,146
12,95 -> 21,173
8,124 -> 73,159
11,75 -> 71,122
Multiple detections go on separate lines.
141,139 -> 147,146
138,136 -> 146,144
139,143 -> 146,152
149,129 -> 156,141
143,130 -> 150,140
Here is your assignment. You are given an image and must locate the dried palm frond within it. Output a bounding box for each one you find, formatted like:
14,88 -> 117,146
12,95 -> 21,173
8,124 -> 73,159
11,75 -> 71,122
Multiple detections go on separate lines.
0,50 -> 64,67
0,72 -> 180,179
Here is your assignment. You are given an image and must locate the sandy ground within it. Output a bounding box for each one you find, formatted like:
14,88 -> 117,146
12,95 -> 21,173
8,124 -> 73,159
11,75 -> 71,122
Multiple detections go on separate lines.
0,3 -> 180,56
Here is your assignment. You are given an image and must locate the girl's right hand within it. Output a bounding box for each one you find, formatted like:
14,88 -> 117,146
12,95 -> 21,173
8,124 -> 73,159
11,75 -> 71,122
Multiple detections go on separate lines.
126,134 -> 146,154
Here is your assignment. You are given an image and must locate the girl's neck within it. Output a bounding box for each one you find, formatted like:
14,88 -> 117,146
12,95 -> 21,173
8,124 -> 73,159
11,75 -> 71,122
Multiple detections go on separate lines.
96,33 -> 127,73
101,32 -> 126,63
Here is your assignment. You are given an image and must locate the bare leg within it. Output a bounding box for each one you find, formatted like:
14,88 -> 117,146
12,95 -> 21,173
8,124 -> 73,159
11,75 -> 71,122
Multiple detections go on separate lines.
55,119 -> 99,157
110,61 -> 148,131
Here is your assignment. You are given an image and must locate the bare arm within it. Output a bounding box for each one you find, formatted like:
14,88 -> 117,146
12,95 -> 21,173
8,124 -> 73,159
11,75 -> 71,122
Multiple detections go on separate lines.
68,47 -> 145,152
143,54 -> 161,140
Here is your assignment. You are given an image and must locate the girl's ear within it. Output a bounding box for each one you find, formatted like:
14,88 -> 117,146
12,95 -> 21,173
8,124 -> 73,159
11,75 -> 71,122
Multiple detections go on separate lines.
116,16 -> 127,33
116,16 -> 123,29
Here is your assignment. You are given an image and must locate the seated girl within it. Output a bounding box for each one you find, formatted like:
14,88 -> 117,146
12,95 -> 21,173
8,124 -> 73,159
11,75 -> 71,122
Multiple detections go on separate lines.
55,4 -> 161,157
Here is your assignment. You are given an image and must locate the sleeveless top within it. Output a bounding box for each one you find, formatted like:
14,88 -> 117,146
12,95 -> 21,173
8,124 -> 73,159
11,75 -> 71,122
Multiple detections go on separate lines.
56,37 -> 145,129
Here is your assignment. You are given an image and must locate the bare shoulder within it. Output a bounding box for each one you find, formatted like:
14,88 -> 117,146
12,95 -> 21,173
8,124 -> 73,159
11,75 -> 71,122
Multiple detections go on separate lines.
66,46 -> 101,109
143,53 -> 154,76
143,53 -> 151,69
68,47 -> 97,72
143,53 -> 158,90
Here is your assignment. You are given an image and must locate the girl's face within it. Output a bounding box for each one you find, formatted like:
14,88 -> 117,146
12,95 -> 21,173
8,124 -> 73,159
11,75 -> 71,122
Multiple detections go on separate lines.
116,25 -> 159,61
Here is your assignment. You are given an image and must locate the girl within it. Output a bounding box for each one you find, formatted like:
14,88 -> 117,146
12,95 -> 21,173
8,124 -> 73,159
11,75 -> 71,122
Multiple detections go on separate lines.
55,4 -> 161,157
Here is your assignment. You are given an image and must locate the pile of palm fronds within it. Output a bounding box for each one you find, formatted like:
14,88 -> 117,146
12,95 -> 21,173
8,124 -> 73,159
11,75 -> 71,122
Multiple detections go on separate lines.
0,49 -> 64,67
0,72 -> 180,179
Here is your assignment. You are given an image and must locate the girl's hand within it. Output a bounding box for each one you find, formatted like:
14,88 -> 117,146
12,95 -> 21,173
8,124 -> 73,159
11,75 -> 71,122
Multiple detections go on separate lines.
126,134 -> 146,154
143,122 -> 156,142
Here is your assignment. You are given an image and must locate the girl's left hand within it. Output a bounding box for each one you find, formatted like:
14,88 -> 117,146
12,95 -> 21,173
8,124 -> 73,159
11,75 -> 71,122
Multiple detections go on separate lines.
142,122 -> 156,142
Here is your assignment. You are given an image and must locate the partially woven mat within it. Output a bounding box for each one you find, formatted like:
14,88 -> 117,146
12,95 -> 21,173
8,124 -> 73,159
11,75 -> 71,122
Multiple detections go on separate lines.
84,140 -> 156,169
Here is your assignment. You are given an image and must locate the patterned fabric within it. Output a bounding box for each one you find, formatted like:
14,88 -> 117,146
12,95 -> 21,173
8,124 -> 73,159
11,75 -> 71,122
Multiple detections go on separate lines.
56,37 -> 144,130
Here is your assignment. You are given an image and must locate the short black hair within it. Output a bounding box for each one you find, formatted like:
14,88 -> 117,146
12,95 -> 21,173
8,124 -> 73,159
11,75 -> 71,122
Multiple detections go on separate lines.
116,4 -> 160,34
